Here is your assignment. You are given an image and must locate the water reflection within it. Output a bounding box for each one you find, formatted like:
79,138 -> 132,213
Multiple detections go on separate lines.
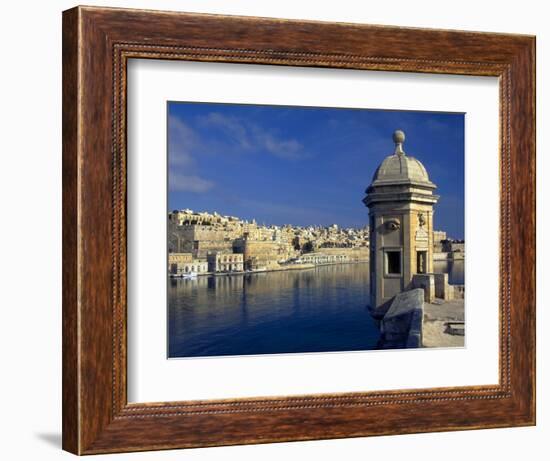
168,263 -> 379,358
433,259 -> 464,285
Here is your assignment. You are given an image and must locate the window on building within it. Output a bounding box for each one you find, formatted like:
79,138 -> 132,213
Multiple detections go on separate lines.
417,251 -> 427,274
386,250 -> 401,275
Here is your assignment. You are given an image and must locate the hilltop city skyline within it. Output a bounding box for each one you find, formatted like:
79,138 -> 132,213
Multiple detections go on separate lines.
169,207 -> 369,230
168,207 -> 460,241
168,102 -> 465,239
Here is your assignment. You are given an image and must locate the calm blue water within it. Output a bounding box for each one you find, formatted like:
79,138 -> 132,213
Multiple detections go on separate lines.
168,263 -> 379,358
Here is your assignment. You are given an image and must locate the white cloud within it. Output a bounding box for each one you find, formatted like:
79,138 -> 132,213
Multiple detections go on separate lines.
168,116 -> 198,167
167,109 -> 309,195
168,115 -> 214,193
253,130 -> 303,160
169,172 -> 214,193
198,112 -> 307,160
200,112 -> 252,150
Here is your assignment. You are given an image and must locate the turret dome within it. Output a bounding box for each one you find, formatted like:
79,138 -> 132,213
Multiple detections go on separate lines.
370,130 -> 435,188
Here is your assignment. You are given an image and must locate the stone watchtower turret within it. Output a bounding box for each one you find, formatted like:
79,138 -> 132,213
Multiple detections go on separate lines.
363,130 -> 439,316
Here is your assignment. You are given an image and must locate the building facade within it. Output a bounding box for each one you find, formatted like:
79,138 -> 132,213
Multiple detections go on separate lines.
299,253 -> 349,265
168,209 -> 370,271
433,230 -> 447,252
207,252 -> 244,273
363,130 -> 439,315
168,253 -> 208,276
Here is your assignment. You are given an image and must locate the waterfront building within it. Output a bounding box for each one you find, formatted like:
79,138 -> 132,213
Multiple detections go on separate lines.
441,239 -> 465,260
297,247 -> 369,265
207,252 -> 244,273
442,239 -> 465,253
168,209 -> 370,271
299,253 -> 349,265
236,238 -> 296,270
433,230 -> 447,252
168,222 -> 236,257
433,230 -> 447,244
363,130 -> 439,313
168,253 -> 208,276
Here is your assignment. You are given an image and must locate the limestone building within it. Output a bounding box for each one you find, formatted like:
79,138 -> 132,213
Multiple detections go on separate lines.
207,252 -> 244,273
433,230 -> 447,245
235,238 -> 295,271
168,253 -> 208,276
363,130 -> 439,314
168,208 -> 370,271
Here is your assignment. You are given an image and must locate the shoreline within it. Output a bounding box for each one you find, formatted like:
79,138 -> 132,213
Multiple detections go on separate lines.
169,260 -> 370,278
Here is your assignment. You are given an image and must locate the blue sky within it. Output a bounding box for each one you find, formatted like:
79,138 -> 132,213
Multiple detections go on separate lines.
168,102 -> 465,239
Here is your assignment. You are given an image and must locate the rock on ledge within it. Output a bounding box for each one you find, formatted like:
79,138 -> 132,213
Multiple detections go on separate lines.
379,288 -> 424,349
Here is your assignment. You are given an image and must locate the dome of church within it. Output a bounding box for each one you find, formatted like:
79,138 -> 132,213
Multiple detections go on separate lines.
370,130 -> 435,188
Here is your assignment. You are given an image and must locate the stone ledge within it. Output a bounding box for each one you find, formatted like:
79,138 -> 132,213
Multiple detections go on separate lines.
379,288 -> 424,349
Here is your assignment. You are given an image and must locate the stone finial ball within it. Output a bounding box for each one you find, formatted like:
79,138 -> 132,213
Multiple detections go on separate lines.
393,130 -> 406,144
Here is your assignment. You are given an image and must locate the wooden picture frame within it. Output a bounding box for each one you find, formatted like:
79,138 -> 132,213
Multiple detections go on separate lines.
62,5 -> 535,455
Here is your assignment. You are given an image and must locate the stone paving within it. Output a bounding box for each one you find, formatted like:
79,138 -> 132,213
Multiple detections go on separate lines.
422,298 -> 465,348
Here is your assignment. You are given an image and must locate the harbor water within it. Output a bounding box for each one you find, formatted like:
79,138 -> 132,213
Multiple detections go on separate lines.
168,260 -> 464,358
169,263 -> 378,358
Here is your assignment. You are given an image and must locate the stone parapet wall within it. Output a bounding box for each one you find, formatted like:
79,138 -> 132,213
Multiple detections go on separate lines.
412,273 -> 456,301
379,288 -> 424,348
411,274 -> 436,303
433,273 -> 453,300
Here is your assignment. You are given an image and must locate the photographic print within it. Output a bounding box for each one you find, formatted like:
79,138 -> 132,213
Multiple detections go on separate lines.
62,9 -> 536,452
167,102 -> 465,358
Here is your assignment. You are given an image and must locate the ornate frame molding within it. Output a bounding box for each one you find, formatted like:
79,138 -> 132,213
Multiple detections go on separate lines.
63,6 -> 535,454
